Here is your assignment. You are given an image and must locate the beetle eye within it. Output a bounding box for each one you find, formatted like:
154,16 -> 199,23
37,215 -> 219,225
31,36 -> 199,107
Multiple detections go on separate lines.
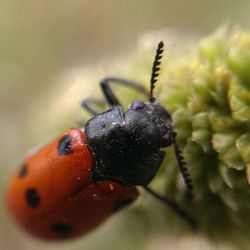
130,101 -> 145,111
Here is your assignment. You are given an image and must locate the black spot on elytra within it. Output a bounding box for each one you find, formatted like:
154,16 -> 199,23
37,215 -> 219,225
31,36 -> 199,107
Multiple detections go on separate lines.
26,188 -> 40,208
19,163 -> 28,177
114,197 -> 134,211
58,135 -> 73,155
51,222 -> 72,237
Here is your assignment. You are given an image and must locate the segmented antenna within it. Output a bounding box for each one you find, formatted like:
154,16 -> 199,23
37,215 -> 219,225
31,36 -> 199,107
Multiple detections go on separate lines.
172,132 -> 193,193
149,41 -> 164,102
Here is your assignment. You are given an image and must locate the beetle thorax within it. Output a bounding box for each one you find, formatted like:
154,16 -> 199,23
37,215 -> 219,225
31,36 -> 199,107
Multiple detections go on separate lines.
85,101 -> 173,186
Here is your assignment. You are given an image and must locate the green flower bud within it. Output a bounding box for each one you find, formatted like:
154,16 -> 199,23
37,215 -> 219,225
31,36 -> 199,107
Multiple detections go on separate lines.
154,28 -> 250,247
116,28 -> 250,248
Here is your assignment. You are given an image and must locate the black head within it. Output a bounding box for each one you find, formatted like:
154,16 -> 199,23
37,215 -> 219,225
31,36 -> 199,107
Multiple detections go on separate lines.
120,41 -> 172,151
125,100 -> 173,152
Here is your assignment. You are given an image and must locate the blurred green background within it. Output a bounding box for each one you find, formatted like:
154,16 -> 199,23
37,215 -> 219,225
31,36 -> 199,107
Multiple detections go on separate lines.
1,0 -> 250,249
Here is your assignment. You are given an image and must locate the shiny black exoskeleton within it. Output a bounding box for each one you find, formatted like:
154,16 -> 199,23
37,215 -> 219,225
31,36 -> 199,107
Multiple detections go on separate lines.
86,100 -> 173,185
82,42 -> 196,229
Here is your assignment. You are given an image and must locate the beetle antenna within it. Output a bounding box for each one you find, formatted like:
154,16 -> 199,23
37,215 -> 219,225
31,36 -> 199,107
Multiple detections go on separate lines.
172,132 -> 193,193
149,41 -> 164,102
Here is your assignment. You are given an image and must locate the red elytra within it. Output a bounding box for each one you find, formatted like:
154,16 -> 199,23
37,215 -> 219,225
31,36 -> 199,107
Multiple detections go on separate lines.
7,128 -> 138,240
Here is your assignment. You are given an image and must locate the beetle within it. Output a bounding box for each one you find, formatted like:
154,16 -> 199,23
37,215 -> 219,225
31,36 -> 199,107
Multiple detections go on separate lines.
6,42 -> 195,240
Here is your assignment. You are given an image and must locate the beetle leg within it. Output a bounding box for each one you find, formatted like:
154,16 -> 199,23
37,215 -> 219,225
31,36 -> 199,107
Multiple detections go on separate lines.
143,186 -> 197,230
81,98 -> 106,116
100,77 -> 148,106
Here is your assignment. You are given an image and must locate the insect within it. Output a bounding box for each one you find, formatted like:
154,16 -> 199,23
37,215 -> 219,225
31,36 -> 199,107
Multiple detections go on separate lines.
6,42 -> 195,240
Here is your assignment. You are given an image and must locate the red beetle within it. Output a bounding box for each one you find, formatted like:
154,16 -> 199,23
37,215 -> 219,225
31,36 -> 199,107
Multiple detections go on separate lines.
7,42 -> 195,240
